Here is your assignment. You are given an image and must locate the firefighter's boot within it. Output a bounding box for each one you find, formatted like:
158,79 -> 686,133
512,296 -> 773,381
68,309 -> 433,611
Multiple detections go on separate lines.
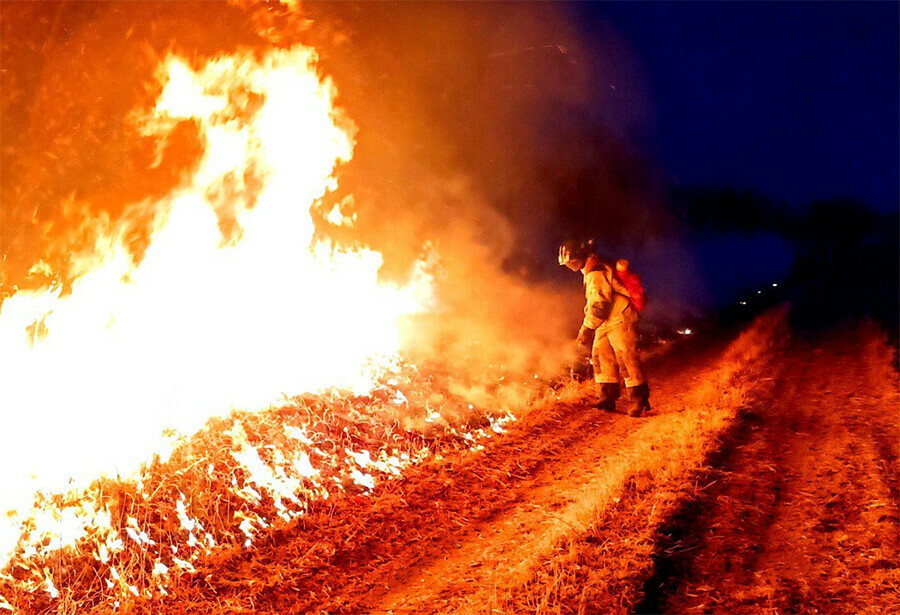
625,383 -> 651,417
595,382 -> 621,413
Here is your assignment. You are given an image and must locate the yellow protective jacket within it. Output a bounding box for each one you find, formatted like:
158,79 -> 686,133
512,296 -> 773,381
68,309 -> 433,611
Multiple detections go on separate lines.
581,254 -> 636,332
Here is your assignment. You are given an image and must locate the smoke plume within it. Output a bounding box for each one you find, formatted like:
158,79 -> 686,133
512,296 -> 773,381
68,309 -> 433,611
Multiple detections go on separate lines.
1,2 -> 690,408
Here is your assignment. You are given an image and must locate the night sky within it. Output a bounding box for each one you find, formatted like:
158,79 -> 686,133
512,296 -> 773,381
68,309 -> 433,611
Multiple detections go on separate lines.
578,1 -> 899,213
563,2 -> 898,315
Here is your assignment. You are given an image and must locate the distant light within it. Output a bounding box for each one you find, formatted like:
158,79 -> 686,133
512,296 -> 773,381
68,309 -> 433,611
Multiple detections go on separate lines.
772,283 -> 778,287
757,290 -> 762,294
740,301 -> 747,306
677,328 -> 693,336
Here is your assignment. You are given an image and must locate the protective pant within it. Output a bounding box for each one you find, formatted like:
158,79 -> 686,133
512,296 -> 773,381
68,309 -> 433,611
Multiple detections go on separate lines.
591,322 -> 645,387
593,320 -> 650,416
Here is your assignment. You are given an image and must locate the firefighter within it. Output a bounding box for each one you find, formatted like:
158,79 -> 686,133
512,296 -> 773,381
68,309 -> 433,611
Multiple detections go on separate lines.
559,239 -> 651,416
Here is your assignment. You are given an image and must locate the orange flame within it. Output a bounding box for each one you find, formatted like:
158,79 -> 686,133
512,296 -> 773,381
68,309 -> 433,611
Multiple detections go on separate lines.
0,45 -> 433,565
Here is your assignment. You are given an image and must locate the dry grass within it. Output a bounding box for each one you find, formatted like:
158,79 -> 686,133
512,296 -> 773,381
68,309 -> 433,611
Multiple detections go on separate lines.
0,360 -> 543,614
1,307 -> 803,615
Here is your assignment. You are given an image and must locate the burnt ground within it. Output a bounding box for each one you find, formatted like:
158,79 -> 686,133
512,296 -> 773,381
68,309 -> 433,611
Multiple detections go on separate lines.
142,315 -> 899,614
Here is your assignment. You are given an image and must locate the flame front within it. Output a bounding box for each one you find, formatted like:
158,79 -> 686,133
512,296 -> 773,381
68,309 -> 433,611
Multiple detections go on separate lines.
0,46 -> 432,565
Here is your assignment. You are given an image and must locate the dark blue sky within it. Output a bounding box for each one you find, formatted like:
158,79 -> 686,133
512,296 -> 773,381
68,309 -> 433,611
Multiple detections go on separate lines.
577,1 -> 899,213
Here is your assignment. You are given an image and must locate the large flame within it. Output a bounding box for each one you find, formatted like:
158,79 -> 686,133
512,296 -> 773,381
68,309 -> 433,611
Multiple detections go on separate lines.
0,46 -> 432,565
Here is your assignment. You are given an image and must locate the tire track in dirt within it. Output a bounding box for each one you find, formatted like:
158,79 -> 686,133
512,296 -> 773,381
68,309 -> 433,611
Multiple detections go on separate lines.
646,327 -> 900,614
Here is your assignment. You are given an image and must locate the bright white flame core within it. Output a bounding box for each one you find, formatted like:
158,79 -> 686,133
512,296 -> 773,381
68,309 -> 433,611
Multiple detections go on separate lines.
0,46 -> 432,565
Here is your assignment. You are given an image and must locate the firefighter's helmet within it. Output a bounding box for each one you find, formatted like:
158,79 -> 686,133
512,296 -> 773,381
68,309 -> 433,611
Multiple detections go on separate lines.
558,238 -> 594,268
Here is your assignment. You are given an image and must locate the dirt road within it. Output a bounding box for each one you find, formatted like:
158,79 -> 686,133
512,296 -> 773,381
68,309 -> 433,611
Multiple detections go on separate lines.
646,327 -> 900,614
152,314 -> 899,614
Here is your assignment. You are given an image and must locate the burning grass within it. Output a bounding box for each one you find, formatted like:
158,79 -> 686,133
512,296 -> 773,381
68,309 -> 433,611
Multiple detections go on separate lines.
0,36 -> 583,613
1,308 -> 796,614
0,360 -> 541,614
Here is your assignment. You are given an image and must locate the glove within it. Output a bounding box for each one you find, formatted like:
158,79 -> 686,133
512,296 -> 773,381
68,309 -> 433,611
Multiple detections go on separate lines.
590,300 -> 612,321
576,325 -> 594,347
